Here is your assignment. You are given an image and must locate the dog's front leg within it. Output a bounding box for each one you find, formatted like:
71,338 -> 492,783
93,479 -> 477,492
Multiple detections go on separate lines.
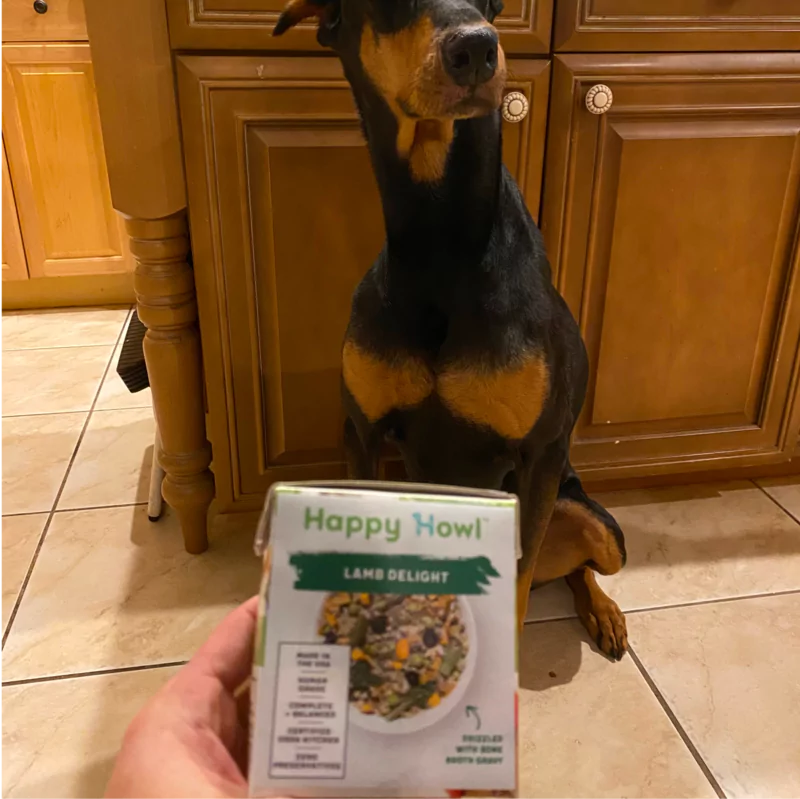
515,439 -> 567,628
343,415 -> 381,480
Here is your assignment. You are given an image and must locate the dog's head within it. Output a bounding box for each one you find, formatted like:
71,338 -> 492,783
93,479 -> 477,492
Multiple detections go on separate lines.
273,0 -> 507,121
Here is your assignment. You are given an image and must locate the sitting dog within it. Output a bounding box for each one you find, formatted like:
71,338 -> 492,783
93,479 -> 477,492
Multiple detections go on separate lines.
275,0 -> 628,658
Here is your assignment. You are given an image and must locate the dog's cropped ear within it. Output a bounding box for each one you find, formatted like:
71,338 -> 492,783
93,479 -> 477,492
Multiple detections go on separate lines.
485,0 -> 504,22
273,0 -> 336,36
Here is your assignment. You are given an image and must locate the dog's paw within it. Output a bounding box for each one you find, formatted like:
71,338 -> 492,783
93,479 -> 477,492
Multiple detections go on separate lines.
581,598 -> 627,661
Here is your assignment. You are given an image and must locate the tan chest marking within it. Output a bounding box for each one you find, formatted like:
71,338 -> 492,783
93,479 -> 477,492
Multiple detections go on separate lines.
438,353 -> 550,440
342,340 -> 434,422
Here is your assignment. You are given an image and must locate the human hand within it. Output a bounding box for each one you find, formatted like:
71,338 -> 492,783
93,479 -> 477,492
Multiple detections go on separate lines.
106,594 -> 468,798
106,596 -> 259,798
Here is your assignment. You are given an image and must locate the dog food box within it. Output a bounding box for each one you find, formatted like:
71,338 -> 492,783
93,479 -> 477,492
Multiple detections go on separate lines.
249,481 -> 519,798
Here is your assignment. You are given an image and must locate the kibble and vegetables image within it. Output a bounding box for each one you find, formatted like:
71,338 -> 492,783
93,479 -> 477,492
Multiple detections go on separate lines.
318,592 -> 469,721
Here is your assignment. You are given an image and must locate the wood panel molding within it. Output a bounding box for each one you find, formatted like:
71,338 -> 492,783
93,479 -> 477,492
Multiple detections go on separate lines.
2,140 -> 28,282
167,0 -> 553,53
176,56 -> 372,505
555,0 -> 800,52
495,0 -> 553,53
503,60 -> 550,223
2,272 -> 135,309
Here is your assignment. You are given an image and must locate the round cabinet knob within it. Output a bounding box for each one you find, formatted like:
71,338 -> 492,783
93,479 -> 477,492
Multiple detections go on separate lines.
586,84 -> 613,115
502,91 -> 529,123
33,0 -> 48,13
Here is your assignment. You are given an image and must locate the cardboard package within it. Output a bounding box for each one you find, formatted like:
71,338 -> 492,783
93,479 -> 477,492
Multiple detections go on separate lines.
249,482 -> 519,798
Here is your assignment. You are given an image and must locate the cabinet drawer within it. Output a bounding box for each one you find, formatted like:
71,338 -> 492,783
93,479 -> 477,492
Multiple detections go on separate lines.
167,0 -> 552,54
3,0 -> 87,42
555,0 -> 800,52
176,55 -> 550,506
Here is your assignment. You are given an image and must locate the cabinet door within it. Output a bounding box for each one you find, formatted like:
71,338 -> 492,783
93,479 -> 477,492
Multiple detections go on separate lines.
555,0 -> 800,52
167,0 -> 553,54
2,141 -> 28,281
2,44 -> 131,278
542,53 -> 800,482
177,55 -> 550,506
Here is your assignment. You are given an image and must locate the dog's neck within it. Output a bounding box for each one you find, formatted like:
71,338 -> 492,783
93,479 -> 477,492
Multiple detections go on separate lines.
354,82 -> 504,264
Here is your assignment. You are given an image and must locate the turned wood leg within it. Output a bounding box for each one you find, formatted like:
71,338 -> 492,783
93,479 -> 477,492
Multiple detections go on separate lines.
126,212 -> 214,554
148,422 -> 165,522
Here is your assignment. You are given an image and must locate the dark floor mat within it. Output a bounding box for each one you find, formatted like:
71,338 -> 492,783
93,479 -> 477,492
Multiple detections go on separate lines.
116,310 -> 149,393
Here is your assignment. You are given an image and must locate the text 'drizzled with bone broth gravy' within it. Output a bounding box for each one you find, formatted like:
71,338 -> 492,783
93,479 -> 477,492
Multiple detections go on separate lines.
249,482 -> 518,798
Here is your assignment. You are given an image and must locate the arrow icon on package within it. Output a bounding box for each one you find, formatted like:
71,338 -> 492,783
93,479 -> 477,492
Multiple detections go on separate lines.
465,705 -> 481,730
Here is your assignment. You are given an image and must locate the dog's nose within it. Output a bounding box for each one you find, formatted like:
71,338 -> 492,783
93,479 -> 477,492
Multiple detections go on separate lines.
442,27 -> 499,87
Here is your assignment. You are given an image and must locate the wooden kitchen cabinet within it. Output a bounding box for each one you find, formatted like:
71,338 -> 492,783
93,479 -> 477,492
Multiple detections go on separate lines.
167,0 -> 553,54
2,43 -> 131,279
542,53 -> 800,481
554,0 -> 800,52
2,140 -> 28,281
82,0 -> 800,551
176,55 -> 551,507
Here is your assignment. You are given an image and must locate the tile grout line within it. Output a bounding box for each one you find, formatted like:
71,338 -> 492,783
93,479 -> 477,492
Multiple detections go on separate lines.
2,660 -> 188,688
3,343 -> 119,353
624,587 -> 800,615
2,501 -> 149,519
523,586 -> 800,627
3,403 -> 152,421
627,645 -> 727,799
2,314 -> 132,649
4,408 -> 108,420
752,479 -> 800,528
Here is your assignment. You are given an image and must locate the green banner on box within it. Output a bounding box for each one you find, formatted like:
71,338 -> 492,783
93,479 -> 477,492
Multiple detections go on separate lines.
288,552 -> 500,595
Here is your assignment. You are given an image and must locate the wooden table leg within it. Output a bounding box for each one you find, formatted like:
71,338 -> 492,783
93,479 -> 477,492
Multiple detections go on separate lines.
126,212 -> 214,554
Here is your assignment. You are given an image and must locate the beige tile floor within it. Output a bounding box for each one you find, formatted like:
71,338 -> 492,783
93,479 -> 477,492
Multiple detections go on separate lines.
3,307 -> 800,798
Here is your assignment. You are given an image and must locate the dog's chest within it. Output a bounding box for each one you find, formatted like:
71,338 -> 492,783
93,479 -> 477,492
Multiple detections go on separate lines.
343,340 -> 549,440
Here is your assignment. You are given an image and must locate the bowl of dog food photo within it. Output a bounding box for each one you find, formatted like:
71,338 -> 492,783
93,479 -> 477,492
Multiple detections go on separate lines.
317,592 -> 477,734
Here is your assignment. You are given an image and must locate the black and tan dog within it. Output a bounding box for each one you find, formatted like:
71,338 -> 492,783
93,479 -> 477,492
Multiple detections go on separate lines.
275,0 -> 628,659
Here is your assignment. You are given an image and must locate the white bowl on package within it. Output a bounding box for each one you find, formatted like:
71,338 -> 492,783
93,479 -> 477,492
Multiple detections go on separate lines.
341,596 -> 478,735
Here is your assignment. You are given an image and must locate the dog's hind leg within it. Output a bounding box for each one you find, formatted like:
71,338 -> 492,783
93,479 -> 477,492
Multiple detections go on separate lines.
532,464 -> 628,660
